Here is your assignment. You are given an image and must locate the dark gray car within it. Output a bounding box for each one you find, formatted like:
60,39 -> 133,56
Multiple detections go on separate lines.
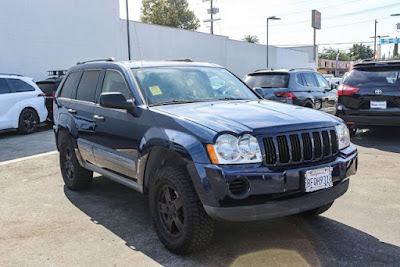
243,69 -> 338,115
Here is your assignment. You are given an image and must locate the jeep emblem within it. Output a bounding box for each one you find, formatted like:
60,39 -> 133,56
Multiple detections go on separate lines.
375,89 -> 382,95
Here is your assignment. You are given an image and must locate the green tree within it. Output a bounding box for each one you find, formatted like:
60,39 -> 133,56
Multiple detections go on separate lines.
319,48 -> 351,61
349,43 -> 374,60
242,35 -> 259,43
140,0 -> 200,30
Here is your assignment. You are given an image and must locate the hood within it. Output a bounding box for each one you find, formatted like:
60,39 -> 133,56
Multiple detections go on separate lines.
152,100 -> 342,135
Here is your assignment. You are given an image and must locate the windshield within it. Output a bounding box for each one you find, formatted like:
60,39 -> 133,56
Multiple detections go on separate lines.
244,73 -> 289,89
345,68 -> 400,87
131,67 -> 258,105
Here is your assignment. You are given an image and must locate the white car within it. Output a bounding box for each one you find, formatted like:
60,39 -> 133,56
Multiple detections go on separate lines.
0,74 -> 48,134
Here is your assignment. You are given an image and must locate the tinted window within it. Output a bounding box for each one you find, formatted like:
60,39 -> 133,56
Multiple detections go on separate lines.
302,73 -> 318,87
60,72 -> 80,98
101,70 -> 131,100
8,79 -> 35,92
0,79 -> 10,94
37,82 -> 56,95
314,73 -> 330,89
345,68 -> 400,88
244,73 -> 289,88
76,70 -> 100,102
295,74 -> 305,86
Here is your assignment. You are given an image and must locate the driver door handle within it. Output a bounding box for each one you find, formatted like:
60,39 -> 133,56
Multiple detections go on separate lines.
68,109 -> 77,114
93,115 -> 105,122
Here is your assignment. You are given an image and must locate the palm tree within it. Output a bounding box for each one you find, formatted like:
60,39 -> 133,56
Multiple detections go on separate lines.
242,35 -> 259,44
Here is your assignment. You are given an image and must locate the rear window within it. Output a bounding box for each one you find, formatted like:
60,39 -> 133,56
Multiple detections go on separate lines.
60,72 -> 80,98
344,68 -> 400,87
8,79 -> 35,92
37,82 -> 56,95
0,78 -> 10,94
244,73 -> 289,88
76,70 -> 101,102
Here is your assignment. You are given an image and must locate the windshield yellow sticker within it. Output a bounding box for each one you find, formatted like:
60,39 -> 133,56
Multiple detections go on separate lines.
149,86 -> 162,96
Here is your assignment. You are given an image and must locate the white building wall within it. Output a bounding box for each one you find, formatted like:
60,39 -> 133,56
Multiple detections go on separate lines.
0,0 -> 315,81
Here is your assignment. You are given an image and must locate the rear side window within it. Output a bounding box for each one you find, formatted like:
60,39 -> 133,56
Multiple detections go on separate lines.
295,74 -> 305,86
345,68 -> 400,87
0,78 -> 10,94
60,72 -> 80,98
76,70 -> 101,102
244,73 -> 289,88
301,73 -> 318,87
8,79 -> 35,92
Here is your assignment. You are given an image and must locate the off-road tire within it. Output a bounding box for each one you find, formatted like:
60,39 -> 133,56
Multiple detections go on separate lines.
59,135 -> 93,190
299,201 -> 334,217
149,166 -> 215,254
18,108 -> 39,134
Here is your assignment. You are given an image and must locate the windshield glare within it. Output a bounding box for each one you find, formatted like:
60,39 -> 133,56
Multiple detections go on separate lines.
131,67 -> 258,105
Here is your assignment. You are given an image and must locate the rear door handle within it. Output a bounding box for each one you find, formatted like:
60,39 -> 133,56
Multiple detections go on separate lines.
68,109 -> 77,114
93,115 -> 105,122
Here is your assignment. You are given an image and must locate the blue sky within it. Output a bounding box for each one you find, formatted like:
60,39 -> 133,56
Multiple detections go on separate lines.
120,0 -> 400,57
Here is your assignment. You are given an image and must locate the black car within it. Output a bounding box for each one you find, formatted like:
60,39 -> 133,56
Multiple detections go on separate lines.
54,59 -> 357,254
243,69 -> 338,115
337,60 -> 400,136
36,71 -> 66,122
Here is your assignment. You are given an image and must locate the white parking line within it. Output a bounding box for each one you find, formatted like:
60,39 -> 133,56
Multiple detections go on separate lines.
0,151 -> 58,166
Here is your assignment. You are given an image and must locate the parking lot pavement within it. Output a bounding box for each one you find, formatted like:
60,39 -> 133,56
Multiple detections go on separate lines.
0,125 -> 56,162
0,128 -> 399,266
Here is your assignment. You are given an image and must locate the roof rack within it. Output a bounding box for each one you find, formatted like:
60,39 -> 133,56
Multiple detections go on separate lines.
48,70 -> 67,77
165,59 -> 193,62
0,73 -> 22,77
254,68 -> 274,72
288,68 -> 314,71
76,57 -> 117,65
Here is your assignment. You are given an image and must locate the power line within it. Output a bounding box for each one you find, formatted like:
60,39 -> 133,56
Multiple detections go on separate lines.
275,0 -> 361,17
277,41 -> 374,46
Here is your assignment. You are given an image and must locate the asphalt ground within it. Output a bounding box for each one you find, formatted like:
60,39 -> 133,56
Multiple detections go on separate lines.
0,127 -> 399,266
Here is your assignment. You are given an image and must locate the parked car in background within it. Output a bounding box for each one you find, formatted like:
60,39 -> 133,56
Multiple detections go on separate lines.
243,69 -> 338,114
0,74 -> 48,134
54,59 -> 357,254
36,70 -> 66,123
323,74 -> 342,87
337,60 -> 400,136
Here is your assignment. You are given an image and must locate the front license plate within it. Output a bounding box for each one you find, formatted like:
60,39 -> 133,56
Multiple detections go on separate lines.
370,101 -> 387,109
304,167 -> 333,192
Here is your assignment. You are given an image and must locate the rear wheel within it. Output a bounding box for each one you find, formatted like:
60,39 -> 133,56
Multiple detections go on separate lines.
149,166 -> 215,254
59,135 -> 93,190
298,201 -> 334,217
18,109 -> 39,134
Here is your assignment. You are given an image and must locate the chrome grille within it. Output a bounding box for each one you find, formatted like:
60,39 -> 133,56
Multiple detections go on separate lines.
263,128 -> 339,166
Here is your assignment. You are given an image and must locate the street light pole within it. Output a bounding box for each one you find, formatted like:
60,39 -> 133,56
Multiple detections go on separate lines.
374,19 -> 377,59
266,16 -> 281,68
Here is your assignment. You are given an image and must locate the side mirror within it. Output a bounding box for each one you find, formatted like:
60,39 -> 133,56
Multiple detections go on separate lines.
99,92 -> 136,114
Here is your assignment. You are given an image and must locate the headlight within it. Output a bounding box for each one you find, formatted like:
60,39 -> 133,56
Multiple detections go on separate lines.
207,134 -> 262,164
335,123 -> 350,150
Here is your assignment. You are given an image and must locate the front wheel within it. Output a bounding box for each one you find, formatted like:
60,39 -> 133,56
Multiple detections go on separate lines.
149,166 -> 215,254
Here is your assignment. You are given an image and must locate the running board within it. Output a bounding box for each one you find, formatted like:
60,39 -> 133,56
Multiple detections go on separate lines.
84,161 -> 143,194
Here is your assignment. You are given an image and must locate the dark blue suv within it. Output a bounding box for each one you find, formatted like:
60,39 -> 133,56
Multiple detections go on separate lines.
54,59 -> 358,254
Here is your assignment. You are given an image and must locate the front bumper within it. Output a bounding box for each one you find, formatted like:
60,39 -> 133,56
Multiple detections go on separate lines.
189,145 -> 357,221
204,178 -> 349,221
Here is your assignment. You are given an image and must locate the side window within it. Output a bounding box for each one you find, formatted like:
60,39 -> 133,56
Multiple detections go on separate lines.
314,73 -> 330,89
0,79 -> 10,94
295,74 -> 305,86
8,79 -> 35,92
76,70 -> 101,102
101,70 -> 131,100
60,72 -> 80,98
302,73 -> 318,87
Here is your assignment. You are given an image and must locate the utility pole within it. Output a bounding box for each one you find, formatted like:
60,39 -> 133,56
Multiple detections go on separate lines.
203,0 -> 220,35
266,16 -> 281,68
374,19 -> 377,59
126,0 -> 131,60
210,0 -> 214,34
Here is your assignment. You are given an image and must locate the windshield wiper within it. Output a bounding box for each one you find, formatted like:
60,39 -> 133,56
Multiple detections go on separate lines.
219,97 -> 250,100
